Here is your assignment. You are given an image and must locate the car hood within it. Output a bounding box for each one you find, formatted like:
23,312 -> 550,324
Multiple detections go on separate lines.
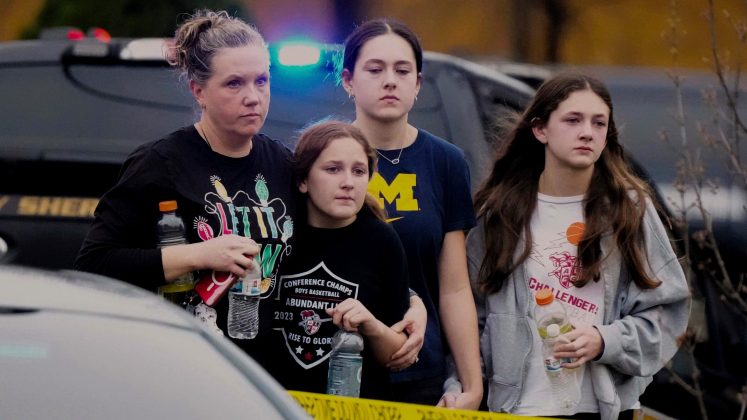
0,265 -> 194,328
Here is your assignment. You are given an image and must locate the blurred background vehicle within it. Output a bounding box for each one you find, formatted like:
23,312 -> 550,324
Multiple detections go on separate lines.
0,265 -> 309,420
0,34 -> 532,269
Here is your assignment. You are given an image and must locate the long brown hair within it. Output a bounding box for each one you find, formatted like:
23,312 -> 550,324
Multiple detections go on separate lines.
293,121 -> 386,221
474,73 -> 660,294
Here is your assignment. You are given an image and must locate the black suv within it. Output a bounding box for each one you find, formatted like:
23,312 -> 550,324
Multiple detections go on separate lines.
0,36 -> 532,269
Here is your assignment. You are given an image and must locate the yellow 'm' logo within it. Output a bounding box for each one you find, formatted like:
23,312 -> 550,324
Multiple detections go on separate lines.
368,173 -> 418,211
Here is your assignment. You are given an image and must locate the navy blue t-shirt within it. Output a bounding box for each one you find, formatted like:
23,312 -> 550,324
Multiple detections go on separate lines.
367,129 -> 477,382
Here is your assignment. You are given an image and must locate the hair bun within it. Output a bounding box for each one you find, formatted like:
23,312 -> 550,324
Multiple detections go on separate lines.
169,9 -> 266,84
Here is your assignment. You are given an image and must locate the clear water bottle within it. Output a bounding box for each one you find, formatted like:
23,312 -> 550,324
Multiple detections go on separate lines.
543,323 -> 581,409
326,330 -> 364,397
535,288 -> 577,367
227,260 -> 262,340
155,200 -> 195,310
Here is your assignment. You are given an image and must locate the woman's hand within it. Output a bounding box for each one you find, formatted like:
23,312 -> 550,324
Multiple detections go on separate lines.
328,299 -> 408,366
436,390 -> 482,410
325,298 -> 380,335
386,295 -> 426,371
191,234 -> 259,276
554,325 -> 605,368
162,234 -> 257,281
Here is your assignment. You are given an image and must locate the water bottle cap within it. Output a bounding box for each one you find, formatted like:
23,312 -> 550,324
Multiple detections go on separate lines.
159,200 -> 178,212
535,288 -> 554,305
546,323 -> 560,337
331,330 -> 364,352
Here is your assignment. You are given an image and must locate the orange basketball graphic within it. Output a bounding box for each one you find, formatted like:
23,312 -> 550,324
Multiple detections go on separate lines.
566,222 -> 586,245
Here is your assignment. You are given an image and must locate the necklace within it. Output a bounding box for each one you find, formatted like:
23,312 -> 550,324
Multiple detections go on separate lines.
197,124 -> 212,150
197,123 -> 254,156
376,147 -> 404,165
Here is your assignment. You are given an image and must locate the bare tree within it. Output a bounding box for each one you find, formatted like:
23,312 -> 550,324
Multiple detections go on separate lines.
661,0 -> 747,418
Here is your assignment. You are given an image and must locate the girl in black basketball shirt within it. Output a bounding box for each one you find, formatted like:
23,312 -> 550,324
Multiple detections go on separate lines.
267,121 -> 411,400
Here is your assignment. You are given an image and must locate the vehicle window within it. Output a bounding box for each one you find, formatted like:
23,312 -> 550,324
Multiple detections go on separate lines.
0,66 -> 195,160
0,62 -> 448,155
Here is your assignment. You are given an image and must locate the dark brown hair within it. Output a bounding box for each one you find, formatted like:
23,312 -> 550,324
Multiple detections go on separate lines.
293,121 -> 385,221
338,18 -> 423,80
474,73 -> 660,293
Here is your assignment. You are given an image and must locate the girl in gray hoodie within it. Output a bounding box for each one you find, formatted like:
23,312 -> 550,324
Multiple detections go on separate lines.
454,73 -> 690,419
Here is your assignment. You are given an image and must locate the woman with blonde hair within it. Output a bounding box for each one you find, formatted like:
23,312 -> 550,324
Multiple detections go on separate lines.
76,10 -> 296,365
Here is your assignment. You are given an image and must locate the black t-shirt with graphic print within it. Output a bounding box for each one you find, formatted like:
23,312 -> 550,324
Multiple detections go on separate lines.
75,125 -> 297,359
265,211 -> 410,400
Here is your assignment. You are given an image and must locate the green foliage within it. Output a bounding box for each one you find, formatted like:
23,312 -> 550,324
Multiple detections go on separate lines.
22,0 -> 247,39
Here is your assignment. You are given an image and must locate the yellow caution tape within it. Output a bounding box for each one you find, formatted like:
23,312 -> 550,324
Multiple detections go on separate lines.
288,391 -> 547,420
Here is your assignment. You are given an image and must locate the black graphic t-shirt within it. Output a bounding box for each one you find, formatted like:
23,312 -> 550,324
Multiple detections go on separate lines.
266,211 -> 410,400
75,125 -> 297,360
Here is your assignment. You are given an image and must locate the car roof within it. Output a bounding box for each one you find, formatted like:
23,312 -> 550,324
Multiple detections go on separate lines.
425,51 -> 535,96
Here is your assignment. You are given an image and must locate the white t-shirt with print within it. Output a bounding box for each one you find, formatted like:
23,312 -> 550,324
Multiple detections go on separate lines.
514,193 -> 605,416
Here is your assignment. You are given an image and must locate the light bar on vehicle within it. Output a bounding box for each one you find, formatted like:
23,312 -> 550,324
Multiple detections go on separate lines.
275,41 -> 321,67
39,26 -> 111,42
68,29 -> 85,40
88,28 -> 111,43
120,38 -> 169,60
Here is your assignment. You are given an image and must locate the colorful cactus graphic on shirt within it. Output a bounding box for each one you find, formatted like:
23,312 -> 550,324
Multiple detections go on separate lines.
193,174 -> 293,298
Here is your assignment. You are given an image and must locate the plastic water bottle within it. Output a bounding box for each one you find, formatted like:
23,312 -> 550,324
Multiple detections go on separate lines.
534,288 -> 572,339
534,288 -> 576,366
227,260 -> 262,340
543,323 -> 581,409
155,200 -> 195,310
326,330 -> 364,397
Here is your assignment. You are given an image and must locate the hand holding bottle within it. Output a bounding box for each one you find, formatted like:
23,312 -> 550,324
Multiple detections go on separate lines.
198,234 -> 259,276
162,234 -> 258,282
553,325 -> 605,368
191,235 -> 259,276
325,298 -> 381,336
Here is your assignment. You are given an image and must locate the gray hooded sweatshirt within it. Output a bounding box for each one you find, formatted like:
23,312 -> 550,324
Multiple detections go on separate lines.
452,197 -> 690,419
